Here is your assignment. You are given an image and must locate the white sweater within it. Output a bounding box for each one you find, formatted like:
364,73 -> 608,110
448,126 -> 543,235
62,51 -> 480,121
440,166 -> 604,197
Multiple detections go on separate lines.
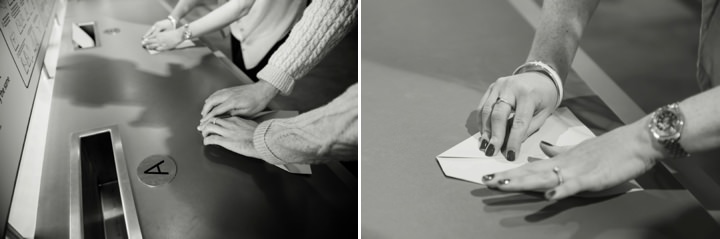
257,0 -> 358,95
252,0 -> 358,164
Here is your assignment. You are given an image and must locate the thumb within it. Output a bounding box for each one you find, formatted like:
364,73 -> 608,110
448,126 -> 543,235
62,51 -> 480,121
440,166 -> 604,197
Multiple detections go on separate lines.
539,141 -> 572,157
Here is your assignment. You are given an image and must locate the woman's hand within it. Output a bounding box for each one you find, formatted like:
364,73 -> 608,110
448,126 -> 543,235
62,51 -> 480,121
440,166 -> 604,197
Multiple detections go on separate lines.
477,72 -> 558,160
197,116 -> 261,159
200,81 -> 280,123
143,19 -> 175,39
482,119 -> 663,200
141,29 -> 184,52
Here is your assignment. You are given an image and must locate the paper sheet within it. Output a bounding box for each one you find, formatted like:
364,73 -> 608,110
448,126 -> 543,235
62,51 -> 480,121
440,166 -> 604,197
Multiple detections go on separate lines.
436,107 -> 641,197
145,39 -> 196,55
252,111 -> 312,175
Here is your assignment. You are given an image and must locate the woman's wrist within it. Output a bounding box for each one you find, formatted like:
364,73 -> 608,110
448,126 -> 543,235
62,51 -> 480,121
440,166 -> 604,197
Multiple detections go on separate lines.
628,115 -> 666,162
513,61 -> 563,108
256,80 -> 280,97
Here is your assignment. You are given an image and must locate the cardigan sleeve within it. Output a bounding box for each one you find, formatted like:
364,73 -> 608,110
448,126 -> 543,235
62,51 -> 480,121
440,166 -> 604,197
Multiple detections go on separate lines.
253,83 -> 358,164
256,0 -> 358,95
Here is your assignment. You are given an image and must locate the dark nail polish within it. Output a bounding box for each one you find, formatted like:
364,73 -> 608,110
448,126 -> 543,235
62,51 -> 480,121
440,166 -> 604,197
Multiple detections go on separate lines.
545,190 -> 556,200
485,144 -> 495,156
507,150 -> 515,161
540,141 -> 554,146
482,174 -> 495,181
498,179 -> 510,185
480,139 -> 489,150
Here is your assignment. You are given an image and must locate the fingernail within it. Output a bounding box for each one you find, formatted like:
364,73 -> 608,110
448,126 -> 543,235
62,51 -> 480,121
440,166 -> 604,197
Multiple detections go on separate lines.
540,141 -> 554,146
480,139 -> 489,150
545,190 -> 556,200
498,179 -> 510,185
482,174 -> 494,181
507,150 -> 515,161
485,144 -> 495,156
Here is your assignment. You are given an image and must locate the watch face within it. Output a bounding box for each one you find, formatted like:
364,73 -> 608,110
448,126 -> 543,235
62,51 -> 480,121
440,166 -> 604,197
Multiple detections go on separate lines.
652,108 -> 681,139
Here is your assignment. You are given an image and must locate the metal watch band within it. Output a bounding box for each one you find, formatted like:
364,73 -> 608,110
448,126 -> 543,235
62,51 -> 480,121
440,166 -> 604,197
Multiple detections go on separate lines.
182,23 -> 192,40
662,138 -> 690,158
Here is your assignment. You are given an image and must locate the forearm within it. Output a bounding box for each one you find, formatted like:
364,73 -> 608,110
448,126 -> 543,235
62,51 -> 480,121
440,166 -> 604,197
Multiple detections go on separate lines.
257,0 -> 358,94
526,0 -> 600,82
253,84 -> 358,164
187,0 -> 255,38
169,0 -> 204,20
677,87 -> 720,152
630,86 -> 720,160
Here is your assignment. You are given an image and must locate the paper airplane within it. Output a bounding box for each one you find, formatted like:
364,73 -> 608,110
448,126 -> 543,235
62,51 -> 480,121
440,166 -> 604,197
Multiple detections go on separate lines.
145,39 -> 196,55
436,107 -> 641,197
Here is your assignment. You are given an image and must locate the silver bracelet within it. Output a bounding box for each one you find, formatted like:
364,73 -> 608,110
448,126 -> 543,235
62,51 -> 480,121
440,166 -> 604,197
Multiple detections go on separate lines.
167,15 -> 177,29
513,61 -> 563,108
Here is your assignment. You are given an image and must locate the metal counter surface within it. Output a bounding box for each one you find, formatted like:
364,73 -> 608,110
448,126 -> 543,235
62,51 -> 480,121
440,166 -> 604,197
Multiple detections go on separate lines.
362,0 -> 720,238
35,0 -> 356,238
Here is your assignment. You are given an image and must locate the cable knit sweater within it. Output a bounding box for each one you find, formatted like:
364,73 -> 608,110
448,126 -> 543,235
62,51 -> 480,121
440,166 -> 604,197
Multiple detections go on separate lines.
252,0 -> 358,165
254,84 -> 358,165
256,0 -> 358,95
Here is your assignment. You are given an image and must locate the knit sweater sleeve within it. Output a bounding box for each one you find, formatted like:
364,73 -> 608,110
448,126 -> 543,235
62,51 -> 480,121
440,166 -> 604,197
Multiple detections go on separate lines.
253,83 -> 358,164
256,0 -> 358,95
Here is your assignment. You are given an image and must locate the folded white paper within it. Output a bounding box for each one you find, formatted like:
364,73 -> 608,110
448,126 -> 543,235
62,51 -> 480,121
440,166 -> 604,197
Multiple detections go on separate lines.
146,39 -> 196,55
436,107 -> 641,197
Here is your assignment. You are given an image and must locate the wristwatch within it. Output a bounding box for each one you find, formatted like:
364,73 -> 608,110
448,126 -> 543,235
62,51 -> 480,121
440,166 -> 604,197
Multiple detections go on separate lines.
648,102 -> 690,158
182,23 -> 192,40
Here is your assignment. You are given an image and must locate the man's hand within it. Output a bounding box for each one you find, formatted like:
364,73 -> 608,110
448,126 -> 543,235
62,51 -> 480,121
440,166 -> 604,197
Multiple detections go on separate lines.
200,81 -> 280,123
197,116 -> 261,159
141,28 -> 184,52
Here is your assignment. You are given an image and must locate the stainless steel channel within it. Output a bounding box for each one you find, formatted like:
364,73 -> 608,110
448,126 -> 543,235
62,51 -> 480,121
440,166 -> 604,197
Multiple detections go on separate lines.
69,126 -> 142,239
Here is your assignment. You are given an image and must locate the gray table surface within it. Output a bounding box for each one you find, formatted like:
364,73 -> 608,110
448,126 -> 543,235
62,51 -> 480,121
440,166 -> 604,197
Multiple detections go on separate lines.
362,0 -> 720,238
34,0 -> 355,238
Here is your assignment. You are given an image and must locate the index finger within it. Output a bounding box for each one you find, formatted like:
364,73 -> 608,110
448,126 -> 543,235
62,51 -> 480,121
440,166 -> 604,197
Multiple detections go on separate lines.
143,26 -> 157,39
201,91 -> 228,117
504,95 -> 533,161
476,85 -> 493,142
201,102 -> 234,123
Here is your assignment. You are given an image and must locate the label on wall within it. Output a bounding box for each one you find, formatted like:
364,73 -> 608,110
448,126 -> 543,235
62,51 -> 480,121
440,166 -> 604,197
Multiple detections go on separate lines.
0,0 -> 56,87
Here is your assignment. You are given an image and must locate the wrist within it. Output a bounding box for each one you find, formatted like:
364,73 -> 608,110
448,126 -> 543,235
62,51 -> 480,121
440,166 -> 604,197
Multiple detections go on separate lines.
513,61 -> 563,108
256,80 -> 280,97
166,15 -> 178,29
523,71 -> 560,110
629,115 -> 666,162
181,23 -> 193,40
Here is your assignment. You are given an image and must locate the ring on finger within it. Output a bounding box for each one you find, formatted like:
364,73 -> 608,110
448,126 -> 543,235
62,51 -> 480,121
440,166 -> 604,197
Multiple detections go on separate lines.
495,97 -> 516,110
552,166 -> 564,186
